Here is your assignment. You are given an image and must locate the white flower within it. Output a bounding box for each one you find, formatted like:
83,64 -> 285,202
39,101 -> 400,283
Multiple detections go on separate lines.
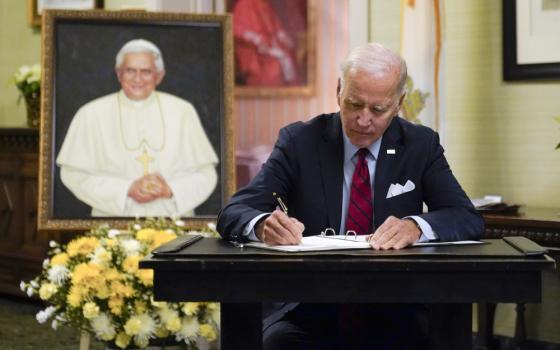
51,319 -> 58,330
175,219 -> 185,227
53,248 -> 61,254
47,265 -> 69,286
107,229 -> 120,238
207,222 -> 216,231
26,287 -> 34,297
176,316 -> 200,342
157,305 -> 178,324
133,223 -> 142,230
30,280 -> 39,288
14,65 -> 31,83
91,313 -> 116,341
19,281 -> 26,292
124,313 -> 155,347
121,238 -> 142,256
49,240 -> 57,248
36,306 -> 56,324
90,247 -> 111,266
42,259 -> 50,269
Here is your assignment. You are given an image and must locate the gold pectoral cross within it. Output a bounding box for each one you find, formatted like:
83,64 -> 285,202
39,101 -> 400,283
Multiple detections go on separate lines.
136,146 -> 154,175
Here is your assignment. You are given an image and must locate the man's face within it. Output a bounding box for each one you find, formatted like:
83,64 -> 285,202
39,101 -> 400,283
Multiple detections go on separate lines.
116,52 -> 164,101
337,69 -> 404,148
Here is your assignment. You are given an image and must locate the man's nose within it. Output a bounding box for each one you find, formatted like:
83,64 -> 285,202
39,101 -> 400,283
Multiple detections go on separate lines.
356,108 -> 373,126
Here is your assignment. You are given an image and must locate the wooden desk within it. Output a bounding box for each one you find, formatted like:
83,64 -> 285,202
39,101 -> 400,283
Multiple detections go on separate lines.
141,238 -> 553,350
483,207 -> 560,247
477,208 -> 560,350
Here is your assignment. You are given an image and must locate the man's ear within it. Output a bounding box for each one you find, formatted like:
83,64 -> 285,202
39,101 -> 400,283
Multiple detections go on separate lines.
397,92 -> 406,108
336,78 -> 341,107
116,68 -> 123,83
156,70 -> 166,85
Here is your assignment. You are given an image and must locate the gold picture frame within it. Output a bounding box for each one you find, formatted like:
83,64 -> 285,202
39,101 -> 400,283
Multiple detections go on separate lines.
227,0 -> 316,97
27,0 -> 103,27
38,10 -> 235,230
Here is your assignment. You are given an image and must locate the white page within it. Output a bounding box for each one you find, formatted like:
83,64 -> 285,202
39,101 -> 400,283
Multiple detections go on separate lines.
244,236 -> 371,252
244,235 -> 484,253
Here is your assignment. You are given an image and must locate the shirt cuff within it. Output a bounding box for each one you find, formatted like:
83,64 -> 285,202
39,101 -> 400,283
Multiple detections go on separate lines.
406,216 -> 438,243
242,213 -> 270,241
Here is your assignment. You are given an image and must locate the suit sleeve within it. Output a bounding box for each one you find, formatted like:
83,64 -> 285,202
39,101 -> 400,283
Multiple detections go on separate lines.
217,126 -> 299,241
418,132 -> 484,241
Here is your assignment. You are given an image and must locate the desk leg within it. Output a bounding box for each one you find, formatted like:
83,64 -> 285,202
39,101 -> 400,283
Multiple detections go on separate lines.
475,303 -> 497,350
512,303 -> 526,350
221,303 -> 262,350
429,303 -> 472,350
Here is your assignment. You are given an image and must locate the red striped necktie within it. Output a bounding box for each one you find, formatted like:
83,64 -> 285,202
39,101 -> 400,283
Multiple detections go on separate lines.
345,148 -> 373,235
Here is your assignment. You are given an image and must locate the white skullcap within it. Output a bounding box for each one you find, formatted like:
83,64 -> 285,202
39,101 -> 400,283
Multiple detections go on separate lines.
115,38 -> 165,72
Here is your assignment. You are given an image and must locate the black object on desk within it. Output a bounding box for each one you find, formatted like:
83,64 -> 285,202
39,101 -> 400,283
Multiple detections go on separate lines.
151,234 -> 203,255
141,238 -> 554,350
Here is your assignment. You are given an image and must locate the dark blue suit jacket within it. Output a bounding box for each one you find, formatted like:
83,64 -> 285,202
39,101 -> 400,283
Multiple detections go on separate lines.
218,113 -> 483,242
217,113 -> 484,329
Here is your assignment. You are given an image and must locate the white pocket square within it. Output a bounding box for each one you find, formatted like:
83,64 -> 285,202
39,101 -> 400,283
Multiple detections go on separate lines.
386,180 -> 415,198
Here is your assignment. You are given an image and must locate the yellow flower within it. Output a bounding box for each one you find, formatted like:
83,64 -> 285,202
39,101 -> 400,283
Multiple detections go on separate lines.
83,302 -> 100,319
67,236 -> 99,257
71,263 -> 105,296
166,317 -> 181,332
150,230 -> 177,250
199,323 -> 217,341
122,255 -> 140,273
115,332 -> 131,349
134,337 -> 149,348
39,283 -> 57,300
182,302 -> 199,316
136,269 -> 153,287
109,296 -> 124,316
50,253 -> 69,266
111,281 -> 134,298
95,284 -> 110,299
67,286 -> 84,307
105,268 -> 122,282
104,238 -> 117,248
154,326 -> 169,338
136,228 -> 157,243
124,316 -> 142,335
134,300 -> 147,314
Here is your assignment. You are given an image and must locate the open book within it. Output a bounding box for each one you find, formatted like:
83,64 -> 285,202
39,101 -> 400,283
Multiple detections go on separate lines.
244,235 -> 483,253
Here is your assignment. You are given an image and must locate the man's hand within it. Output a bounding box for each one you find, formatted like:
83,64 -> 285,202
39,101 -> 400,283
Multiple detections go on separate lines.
368,216 -> 421,250
255,209 -> 304,245
127,173 -> 173,203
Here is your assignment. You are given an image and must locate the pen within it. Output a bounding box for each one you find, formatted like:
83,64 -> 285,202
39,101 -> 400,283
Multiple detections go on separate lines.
273,192 -> 288,215
230,241 -> 244,248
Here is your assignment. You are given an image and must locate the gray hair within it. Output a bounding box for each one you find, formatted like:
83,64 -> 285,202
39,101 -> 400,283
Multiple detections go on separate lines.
115,39 -> 165,73
339,43 -> 407,98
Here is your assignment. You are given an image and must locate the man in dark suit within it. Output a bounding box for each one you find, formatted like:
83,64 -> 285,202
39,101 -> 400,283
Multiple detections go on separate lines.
217,43 -> 484,350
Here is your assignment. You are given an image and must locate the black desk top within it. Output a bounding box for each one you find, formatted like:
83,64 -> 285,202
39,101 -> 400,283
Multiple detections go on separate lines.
141,238 -> 554,272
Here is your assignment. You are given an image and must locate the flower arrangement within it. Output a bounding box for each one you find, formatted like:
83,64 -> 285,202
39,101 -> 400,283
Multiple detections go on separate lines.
20,218 -> 220,349
10,64 -> 42,127
11,64 -> 41,102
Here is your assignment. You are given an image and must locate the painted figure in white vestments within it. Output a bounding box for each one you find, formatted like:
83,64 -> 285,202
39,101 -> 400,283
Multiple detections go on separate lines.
56,39 -> 219,217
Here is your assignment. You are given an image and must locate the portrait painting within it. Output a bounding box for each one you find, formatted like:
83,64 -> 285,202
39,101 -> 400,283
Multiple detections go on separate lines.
226,0 -> 316,97
503,0 -> 560,80
27,0 -> 103,26
38,10 -> 234,230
